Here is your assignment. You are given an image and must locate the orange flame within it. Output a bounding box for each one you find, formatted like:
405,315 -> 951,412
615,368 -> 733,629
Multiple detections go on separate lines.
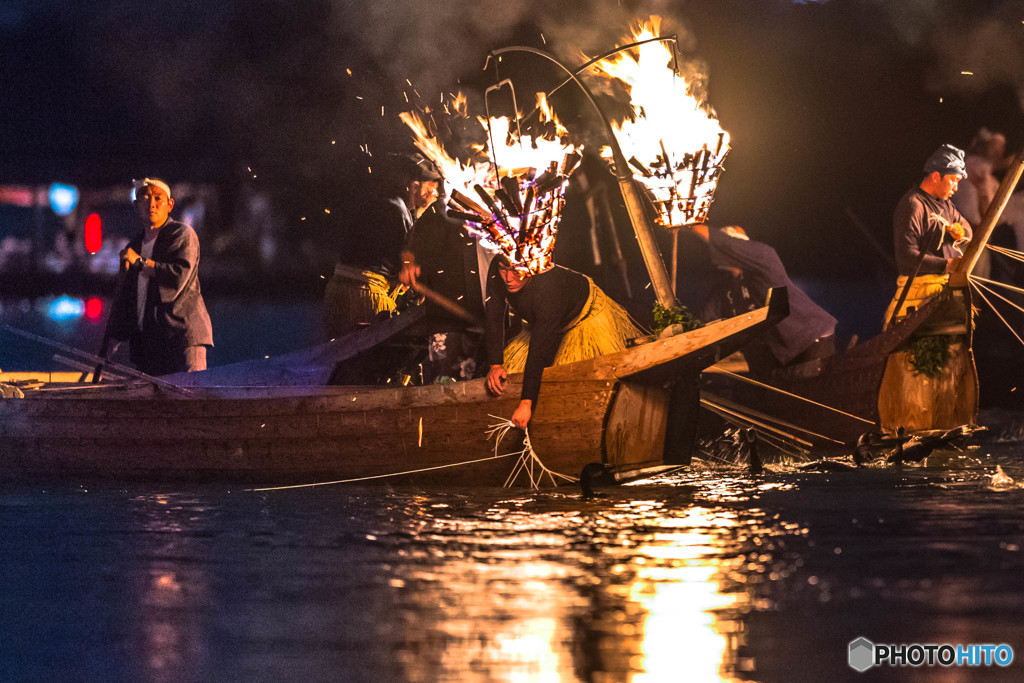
588,17 -> 730,228
401,94 -> 582,275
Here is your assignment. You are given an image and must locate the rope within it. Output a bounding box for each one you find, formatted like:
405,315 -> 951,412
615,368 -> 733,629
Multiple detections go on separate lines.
486,418 -> 577,488
708,367 -> 875,425
249,452 -> 519,491
968,276 -> 1024,348
970,274 -> 1024,297
986,244 -> 1024,262
698,409 -> 810,462
251,416 -> 576,492
700,397 -> 821,447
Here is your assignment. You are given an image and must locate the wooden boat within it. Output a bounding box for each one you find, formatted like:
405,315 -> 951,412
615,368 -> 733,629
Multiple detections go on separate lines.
0,290 -> 787,487
703,153 -> 1024,446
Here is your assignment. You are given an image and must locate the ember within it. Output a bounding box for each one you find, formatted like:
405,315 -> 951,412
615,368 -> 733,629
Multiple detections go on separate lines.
401,94 -> 581,276
587,17 -> 730,229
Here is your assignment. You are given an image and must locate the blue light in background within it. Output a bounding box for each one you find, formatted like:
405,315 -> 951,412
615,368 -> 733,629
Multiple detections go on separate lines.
48,183 -> 80,216
47,296 -> 85,321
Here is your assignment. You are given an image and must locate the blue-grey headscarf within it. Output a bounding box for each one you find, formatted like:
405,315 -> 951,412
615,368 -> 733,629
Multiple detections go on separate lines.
922,144 -> 968,179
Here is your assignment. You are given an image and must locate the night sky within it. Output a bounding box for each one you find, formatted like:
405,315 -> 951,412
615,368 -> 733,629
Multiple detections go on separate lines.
2,0 -> 1022,278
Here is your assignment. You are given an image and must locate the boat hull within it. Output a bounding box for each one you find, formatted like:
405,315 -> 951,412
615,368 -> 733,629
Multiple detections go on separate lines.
0,293 -> 786,486
701,287 -> 978,446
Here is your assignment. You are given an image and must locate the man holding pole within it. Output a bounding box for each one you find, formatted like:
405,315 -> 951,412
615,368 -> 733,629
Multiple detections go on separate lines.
324,153 -> 441,337
398,191 -> 490,383
884,144 -> 973,327
103,178 -> 213,376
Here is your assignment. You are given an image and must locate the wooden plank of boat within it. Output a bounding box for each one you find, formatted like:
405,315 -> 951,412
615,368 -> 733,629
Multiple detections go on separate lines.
0,292 -> 785,486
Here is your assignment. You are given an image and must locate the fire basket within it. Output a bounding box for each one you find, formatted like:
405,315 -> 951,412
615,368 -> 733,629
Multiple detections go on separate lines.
447,149 -> 582,276
588,18 -> 731,231
403,79 -> 582,277
630,134 -> 729,229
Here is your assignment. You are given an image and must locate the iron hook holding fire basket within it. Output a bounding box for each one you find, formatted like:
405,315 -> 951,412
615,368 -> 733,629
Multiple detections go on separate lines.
486,42 -> 680,308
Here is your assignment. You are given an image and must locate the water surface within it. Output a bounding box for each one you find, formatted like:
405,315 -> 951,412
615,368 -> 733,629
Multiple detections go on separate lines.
3,440 -> 1023,682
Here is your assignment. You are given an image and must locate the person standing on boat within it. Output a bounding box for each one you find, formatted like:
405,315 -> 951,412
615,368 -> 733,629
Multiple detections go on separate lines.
324,153 -> 441,337
953,127 -> 1024,282
484,257 -> 639,429
105,178 -> 213,376
883,144 -> 973,326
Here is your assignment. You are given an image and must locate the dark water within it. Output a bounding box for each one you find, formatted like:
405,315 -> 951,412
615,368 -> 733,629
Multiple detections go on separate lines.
3,440 -> 1024,682
0,295 -> 324,373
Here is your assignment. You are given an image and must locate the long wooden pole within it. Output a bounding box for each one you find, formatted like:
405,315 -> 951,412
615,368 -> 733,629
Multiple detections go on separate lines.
948,152 -> 1024,287
93,263 -> 129,382
411,282 -> 482,327
0,323 -> 191,395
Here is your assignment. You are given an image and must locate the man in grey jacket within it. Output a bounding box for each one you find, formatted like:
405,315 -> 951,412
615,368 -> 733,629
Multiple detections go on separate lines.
106,178 -> 213,375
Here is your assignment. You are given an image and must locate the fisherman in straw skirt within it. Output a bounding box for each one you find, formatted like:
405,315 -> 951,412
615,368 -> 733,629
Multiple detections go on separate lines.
884,144 -> 973,327
324,153 -> 441,337
485,255 -> 640,429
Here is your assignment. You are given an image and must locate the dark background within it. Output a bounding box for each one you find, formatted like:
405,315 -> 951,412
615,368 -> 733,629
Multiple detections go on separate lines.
1,0 -> 1022,282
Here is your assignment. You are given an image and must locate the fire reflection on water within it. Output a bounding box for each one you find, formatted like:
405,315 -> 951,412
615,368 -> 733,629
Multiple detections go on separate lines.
132,493 -> 208,681
6,450 -> 1022,681
627,510 -> 744,681
394,494 -> 799,681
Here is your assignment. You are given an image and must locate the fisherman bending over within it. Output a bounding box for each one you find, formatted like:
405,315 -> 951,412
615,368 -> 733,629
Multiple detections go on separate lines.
106,178 -> 213,376
884,144 -> 972,326
687,223 -> 837,374
485,257 -> 639,428
324,152 -> 441,337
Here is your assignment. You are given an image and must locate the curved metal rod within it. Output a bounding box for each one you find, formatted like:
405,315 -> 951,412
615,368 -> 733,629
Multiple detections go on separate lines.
489,36 -> 678,130
483,78 -> 521,179
488,46 -> 627,176
485,45 -> 677,307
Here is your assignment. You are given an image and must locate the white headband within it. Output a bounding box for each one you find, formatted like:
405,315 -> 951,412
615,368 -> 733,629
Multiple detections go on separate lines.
131,178 -> 172,201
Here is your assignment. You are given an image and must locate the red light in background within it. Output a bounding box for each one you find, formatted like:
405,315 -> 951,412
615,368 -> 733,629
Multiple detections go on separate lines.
84,212 -> 103,254
84,297 -> 103,321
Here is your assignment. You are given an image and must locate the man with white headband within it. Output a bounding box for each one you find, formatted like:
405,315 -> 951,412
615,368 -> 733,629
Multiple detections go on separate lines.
104,178 -> 213,375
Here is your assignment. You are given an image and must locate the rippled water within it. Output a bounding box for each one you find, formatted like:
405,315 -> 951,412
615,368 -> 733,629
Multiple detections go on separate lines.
3,437 -> 1023,682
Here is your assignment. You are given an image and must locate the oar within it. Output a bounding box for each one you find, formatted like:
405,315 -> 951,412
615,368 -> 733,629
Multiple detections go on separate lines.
92,330 -> 117,383
93,263 -> 129,382
410,281 -> 482,327
0,323 -> 191,396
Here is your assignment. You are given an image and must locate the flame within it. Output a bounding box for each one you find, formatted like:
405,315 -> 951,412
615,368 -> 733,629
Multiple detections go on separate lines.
401,94 -> 582,275
451,91 -> 468,117
588,17 -> 730,228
